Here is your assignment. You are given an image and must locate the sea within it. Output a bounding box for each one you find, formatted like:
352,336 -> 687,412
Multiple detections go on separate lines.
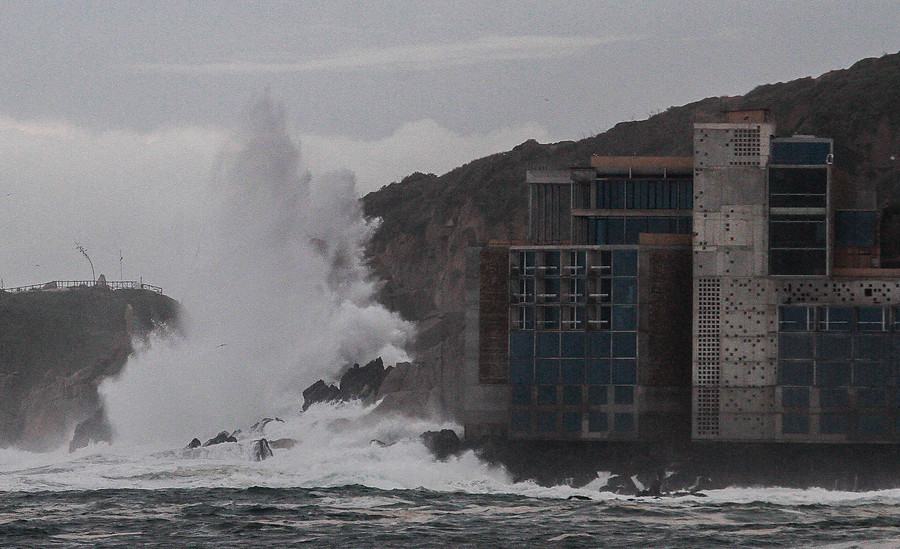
2,402 -> 899,548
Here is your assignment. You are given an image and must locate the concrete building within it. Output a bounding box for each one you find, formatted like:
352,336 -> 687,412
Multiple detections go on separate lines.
463,109 -> 900,444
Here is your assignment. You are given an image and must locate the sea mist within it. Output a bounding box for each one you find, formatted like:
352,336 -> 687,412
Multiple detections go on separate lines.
100,95 -> 413,447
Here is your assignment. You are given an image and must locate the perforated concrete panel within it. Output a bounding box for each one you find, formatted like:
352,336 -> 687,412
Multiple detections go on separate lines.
776,280 -> 900,305
719,387 -> 777,414
694,123 -> 774,169
694,387 -> 720,438
719,413 -> 775,440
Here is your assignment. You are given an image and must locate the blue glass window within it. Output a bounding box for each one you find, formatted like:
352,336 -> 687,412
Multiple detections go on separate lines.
782,387 -> 810,408
834,211 -> 876,247
534,360 -> 558,384
858,414 -> 886,435
588,385 -> 607,406
778,333 -> 815,360
857,307 -> 888,331
586,360 -> 610,384
780,306 -> 814,331
820,388 -> 849,408
611,359 -> 637,384
536,412 -> 556,432
559,360 -> 584,384
562,412 -> 581,432
613,277 -> 637,304
612,250 -> 638,277
612,332 -> 637,358
614,413 -> 634,432
596,306 -> 611,330
509,359 -> 534,385
612,305 -> 636,331
587,332 -> 610,357
855,334 -> 892,360
511,411 -> 531,431
614,386 -> 634,405
817,333 -> 852,360
782,414 -> 809,434
624,217 -> 647,244
518,278 -> 535,303
854,362 -> 890,387
819,306 -> 853,331
597,278 -> 612,304
568,279 -> 586,304
817,362 -> 852,387
820,414 -> 848,434
536,385 -> 557,405
562,385 -> 582,406
520,251 -> 536,275
607,218 -> 625,244
510,332 -> 534,358
588,412 -> 607,432
778,361 -> 814,385
570,251 -> 586,275
543,251 -> 560,276
542,306 -> 559,330
517,306 -> 534,330
858,388 -> 886,407
511,385 -> 531,405
543,278 -> 560,303
560,333 -> 585,358
535,332 -> 559,357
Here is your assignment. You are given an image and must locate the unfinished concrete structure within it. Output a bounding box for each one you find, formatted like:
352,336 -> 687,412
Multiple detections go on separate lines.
463,109 -> 900,444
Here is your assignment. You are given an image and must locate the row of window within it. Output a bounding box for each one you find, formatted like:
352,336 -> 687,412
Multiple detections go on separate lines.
780,306 -> 900,332
578,179 -> 693,211
779,360 -> 899,387
768,167 -> 828,208
510,358 -> 637,385
580,216 -> 692,246
511,411 -> 634,433
782,413 -> 896,436
779,332 -> 900,361
510,331 -> 638,359
513,305 -> 636,331
782,386 -> 898,408
511,384 -> 635,406
513,278 -> 637,304
515,249 -> 637,277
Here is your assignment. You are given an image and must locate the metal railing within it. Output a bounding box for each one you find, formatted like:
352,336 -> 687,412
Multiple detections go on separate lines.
2,280 -> 163,294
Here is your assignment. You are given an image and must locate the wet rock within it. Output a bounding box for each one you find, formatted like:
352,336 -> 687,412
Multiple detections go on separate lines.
339,358 -> 391,402
270,438 -> 297,450
302,380 -> 342,411
252,438 -> 273,461
186,438 -> 202,449
250,417 -> 283,435
603,474 -> 639,495
69,408 -> 113,453
420,429 -> 462,460
203,431 -> 237,446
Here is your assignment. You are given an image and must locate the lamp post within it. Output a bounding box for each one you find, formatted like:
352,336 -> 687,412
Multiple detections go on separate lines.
74,241 -> 95,283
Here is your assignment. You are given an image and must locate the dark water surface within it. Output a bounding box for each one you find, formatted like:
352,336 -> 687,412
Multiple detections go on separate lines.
2,485 -> 899,548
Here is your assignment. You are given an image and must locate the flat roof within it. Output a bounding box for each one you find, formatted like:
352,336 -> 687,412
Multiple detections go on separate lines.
590,156 -> 693,170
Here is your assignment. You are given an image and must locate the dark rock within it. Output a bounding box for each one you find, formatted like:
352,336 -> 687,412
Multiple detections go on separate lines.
567,495 -> 592,501
270,438 -> 297,450
338,358 -> 390,402
603,474 -> 639,496
252,438 -> 273,461
302,380 -> 342,411
250,417 -> 284,435
69,407 -> 113,453
420,429 -> 462,460
187,438 -> 202,449
203,431 -> 234,447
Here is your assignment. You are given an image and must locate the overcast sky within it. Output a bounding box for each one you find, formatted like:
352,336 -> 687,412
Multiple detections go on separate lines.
1,1 -> 899,294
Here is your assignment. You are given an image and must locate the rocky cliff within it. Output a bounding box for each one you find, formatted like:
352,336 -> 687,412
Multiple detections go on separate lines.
0,287 -> 178,451
362,52 -> 900,416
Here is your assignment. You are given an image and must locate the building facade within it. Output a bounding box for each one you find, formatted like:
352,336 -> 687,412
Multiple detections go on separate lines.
463,110 -> 900,444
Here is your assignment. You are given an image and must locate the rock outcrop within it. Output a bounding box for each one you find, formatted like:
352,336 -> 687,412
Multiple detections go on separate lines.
420,429 -> 462,460
301,358 -> 392,410
68,406 -> 113,452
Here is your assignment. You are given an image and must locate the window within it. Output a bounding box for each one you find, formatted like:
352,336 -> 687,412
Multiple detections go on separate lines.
780,306 -> 815,331
782,387 -> 810,408
518,278 -> 535,303
820,388 -> 849,408
588,412 -> 607,432
535,332 -> 559,357
562,306 -> 585,330
510,332 -> 534,358
858,388 -> 886,407
614,413 -> 634,432
820,414 -> 848,434
613,278 -> 637,304
834,211 -> 876,247
560,333 -> 585,358
536,412 -> 556,432
819,307 -> 853,332
559,360 -> 584,384
586,359 -> 610,384
562,386 -> 582,406
568,279 -> 585,304
517,306 -> 534,330
782,414 -> 809,434
778,333 -> 815,360
562,412 -> 581,432
857,307 -> 888,331
594,305 -> 612,330
541,306 -> 559,330
816,362 -> 852,387
611,359 -> 637,384
509,359 -> 533,385
588,385 -> 607,405
536,384 -> 557,404
612,332 -> 637,358
768,167 -> 827,208
587,333 -> 610,358
542,278 -> 560,303
569,250 -> 586,275
511,385 -> 531,405
612,250 -> 638,276
854,334 -> 891,360
614,386 -> 634,405
769,214 -> 827,276
816,333 -> 852,359
542,251 -> 560,276
612,305 -> 637,331
511,411 -> 531,431
858,414 -> 886,435
778,361 -> 814,385
520,251 -> 535,276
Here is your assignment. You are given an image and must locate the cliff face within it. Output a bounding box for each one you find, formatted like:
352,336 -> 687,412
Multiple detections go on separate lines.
0,287 -> 178,451
362,52 -> 900,416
